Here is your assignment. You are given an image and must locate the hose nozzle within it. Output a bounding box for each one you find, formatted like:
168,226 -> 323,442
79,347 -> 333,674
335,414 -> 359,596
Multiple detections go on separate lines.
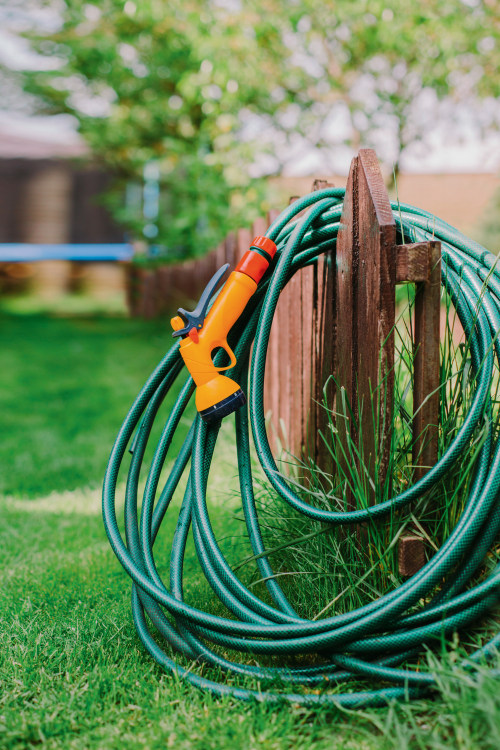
171,236 -> 277,423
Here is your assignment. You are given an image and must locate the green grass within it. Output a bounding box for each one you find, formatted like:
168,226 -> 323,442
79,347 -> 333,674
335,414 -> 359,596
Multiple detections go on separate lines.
0,308 -> 189,498
2,299 -> 500,749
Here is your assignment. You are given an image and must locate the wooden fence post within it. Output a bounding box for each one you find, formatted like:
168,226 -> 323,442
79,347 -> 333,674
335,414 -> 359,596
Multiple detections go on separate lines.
398,239 -> 441,575
335,149 -> 441,574
336,150 -> 397,503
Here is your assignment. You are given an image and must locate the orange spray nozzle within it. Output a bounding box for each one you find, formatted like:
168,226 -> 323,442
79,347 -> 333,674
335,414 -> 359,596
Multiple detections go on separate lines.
171,236 -> 277,423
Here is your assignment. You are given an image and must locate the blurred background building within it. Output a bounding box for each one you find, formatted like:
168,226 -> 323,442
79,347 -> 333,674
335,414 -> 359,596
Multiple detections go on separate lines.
0,120 -> 124,298
0,1 -> 499,307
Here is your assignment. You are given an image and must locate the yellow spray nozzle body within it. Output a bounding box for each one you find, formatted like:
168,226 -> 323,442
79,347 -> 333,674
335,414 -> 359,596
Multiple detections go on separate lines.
171,236 -> 277,423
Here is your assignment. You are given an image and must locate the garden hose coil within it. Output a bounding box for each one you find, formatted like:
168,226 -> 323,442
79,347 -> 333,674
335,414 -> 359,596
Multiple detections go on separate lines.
103,189 -> 500,707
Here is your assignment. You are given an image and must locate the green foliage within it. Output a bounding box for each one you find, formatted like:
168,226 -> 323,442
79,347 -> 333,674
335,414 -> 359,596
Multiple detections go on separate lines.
19,1 -> 499,257
24,0 -> 304,260
284,0 -> 500,173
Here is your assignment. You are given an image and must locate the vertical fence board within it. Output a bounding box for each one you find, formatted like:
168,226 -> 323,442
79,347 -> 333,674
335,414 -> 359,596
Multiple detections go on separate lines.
225,232 -> 237,266
236,228 -> 251,263
301,263 -> 315,461
310,181 -> 335,474
277,282 -> 291,454
398,239 -> 441,577
215,242 -> 226,271
356,149 -> 396,492
263,210 -> 281,452
336,156 -> 359,505
413,240 -> 441,477
313,254 -> 335,474
251,216 -> 268,240
288,270 -> 302,462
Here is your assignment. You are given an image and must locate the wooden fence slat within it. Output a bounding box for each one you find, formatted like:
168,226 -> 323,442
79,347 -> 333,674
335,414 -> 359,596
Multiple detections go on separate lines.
313,254 -> 335,474
251,216 -> 268,239
288,270 -> 302,463
142,270 -> 158,319
412,239 -> 441,477
337,150 -> 398,499
156,266 -> 172,315
274,179 -> 336,474
236,227 -> 252,262
225,232 -> 237,266
274,197 -> 300,459
264,209 -> 281,453
277,281 -> 292,455
311,181 -> 335,474
398,239 -> 441,577
301,263 -> 315,460
356,148 -> 397,492
396,242 -> 431,283
215,241 -> 226,271
336,155 -> 359,504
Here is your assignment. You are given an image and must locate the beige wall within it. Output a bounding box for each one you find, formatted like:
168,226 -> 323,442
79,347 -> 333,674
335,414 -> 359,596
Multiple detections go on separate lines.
273,173 -> 499,241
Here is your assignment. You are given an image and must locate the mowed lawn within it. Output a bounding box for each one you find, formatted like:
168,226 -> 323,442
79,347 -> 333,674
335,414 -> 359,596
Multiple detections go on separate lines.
1,307 -> 500,750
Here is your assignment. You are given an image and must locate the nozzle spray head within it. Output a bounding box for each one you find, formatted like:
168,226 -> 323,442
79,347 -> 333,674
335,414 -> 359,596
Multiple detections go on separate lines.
171,236 -> 277,424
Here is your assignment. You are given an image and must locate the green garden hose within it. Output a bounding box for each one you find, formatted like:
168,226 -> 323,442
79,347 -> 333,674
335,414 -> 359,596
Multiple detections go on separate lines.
103,189 -> 500,707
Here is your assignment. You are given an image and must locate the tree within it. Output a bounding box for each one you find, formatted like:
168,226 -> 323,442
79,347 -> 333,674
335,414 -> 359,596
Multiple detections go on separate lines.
23,0 -> 306,258
274,0 -> 500,178
20,0 -> 500,255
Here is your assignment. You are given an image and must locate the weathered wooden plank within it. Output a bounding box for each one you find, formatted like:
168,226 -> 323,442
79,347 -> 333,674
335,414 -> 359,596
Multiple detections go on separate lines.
277,279 -> 292,456
251,216 -> 268,240
263,209 -> 282,453
309,180 -> 335,476
236,227 -> 252,263
398,239 -> 441,576
311,178 -> 333,193
302,262 -> 316,460
288,268 -> 303,464
336,155 -> 359,503
156,265 -> 172,315
214,241 -> 226,271
412,238 -> 441,479
314,254 -> 335,474
395,242 -> 431,283
275,197 -> 301,459
225,231 -> 237,266
142,269 -> 159,319
356,148 -> 397,492
398,535 -> 426,576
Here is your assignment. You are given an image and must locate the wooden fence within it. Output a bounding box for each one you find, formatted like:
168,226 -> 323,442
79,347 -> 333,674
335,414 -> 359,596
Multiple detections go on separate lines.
127,149 -> 441,576
127,178 -> 336,473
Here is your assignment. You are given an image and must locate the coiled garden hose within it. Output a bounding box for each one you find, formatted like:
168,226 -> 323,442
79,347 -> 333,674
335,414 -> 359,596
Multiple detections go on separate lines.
103,189 -> 500,707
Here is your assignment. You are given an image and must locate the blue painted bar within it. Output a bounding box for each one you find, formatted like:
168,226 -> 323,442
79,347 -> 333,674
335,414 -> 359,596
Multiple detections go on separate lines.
0,244 -> 134,262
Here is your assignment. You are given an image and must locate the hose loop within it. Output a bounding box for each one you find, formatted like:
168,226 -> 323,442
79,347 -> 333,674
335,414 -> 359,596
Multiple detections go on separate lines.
103,192 -> 500,706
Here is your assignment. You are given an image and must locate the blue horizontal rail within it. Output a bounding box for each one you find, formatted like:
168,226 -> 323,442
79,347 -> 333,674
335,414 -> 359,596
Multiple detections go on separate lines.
0,243 -> 134,262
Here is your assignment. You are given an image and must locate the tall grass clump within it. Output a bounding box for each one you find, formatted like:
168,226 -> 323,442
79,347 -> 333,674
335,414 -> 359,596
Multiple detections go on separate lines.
241,287 -> 499,623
